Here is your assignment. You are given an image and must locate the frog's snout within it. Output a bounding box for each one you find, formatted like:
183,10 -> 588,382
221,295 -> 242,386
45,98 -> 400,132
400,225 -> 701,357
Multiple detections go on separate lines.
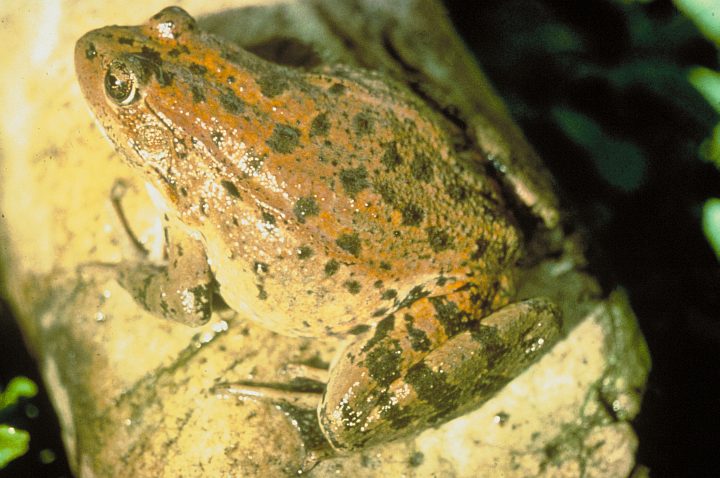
74,31 -> 104,102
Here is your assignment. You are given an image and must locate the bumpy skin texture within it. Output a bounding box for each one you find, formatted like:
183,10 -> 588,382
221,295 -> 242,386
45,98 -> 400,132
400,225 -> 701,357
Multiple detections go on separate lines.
74,7 -> 561,451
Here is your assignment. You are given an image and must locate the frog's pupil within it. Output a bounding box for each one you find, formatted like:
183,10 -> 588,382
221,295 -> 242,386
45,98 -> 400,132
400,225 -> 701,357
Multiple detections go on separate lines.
105,61 -> 137,105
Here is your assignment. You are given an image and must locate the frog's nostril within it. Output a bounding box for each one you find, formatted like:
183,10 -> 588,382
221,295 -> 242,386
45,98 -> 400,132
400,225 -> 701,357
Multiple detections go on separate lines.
84,41 -> 98,61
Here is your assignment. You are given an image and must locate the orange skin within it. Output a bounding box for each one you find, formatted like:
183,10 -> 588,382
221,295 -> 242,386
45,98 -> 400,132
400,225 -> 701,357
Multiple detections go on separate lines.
75,7 -> 560,451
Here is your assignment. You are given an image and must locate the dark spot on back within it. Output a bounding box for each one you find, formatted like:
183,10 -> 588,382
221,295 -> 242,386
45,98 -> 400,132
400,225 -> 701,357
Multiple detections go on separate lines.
373,179 -> 396,206
348,324 -> 371,335
410,152 -> 434,182
298,245 -> 314,260
381,142 -> 402,170
339,166 -> 369,198
155,68 -> 174,87
336,233 -> 361,257
372,307 -> 389,317
219,88 -> 245,114
353,112 -> 374,137
397,286 -> 430,309
138,46 -> 162,67
426,227 -> 452,252
130,46 -> 174,86
294,196 -> 320,223
324,259 -> 340,276
381,289 -> 397,300
380,261 -> 392,271
472,237 -> 489,260
221,180 -> 241,198
401,204 -> 424,226
191,84 -> 206,103
310,112 -> 330,137
257,73 -> 289,98
344,280 -> 361,294
118,37 -> 134,46
266,124 -> 300,154
328,83 -> 346,95
189,63 -> 208,75
262,211 -> 276,225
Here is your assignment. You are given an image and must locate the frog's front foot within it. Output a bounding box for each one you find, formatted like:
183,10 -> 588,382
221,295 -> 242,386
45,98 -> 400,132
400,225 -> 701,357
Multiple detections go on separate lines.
116,257 -> 213,327
319,297 -> 561,451
109,180 -> 214,326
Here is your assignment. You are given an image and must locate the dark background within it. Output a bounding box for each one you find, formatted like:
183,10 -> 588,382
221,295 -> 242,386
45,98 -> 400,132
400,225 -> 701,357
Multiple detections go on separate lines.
1,0 -> 719,476
446,1 -> 720,476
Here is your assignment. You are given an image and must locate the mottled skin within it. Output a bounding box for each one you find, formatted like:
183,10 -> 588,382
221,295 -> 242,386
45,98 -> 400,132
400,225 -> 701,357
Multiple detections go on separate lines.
75,7 -> 561,451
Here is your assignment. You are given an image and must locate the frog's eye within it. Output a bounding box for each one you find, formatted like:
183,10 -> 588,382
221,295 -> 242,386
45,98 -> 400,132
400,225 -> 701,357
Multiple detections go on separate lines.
105,60 -> 139,105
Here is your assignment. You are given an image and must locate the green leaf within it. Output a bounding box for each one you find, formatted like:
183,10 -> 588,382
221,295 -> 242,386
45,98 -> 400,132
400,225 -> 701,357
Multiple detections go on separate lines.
688,67 -> 720,114
675,0 -> 720,46
0,377 -> 38,409
703,198 -> 720,259
0,425 -> 30,469
699,123 -> 720,169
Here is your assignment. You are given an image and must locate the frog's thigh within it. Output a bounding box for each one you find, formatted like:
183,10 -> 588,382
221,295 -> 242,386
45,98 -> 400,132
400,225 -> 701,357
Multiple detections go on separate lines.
116,224 -> 213,326
319,298 -> 561,451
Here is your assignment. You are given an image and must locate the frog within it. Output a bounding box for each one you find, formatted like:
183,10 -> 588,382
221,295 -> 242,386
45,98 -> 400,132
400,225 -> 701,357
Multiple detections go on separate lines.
74,6 -> 562,452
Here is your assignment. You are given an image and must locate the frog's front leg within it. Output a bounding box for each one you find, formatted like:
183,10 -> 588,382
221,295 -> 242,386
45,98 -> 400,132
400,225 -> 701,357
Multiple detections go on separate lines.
115,215 -> 214,326
319,294 -> 561,451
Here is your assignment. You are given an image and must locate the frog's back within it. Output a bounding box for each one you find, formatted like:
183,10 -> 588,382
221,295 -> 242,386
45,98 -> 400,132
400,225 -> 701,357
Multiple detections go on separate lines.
196,61 -> 523,335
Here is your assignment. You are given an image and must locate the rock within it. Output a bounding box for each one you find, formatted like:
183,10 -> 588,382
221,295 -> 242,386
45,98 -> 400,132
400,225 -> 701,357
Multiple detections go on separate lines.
0,1 -> 649,476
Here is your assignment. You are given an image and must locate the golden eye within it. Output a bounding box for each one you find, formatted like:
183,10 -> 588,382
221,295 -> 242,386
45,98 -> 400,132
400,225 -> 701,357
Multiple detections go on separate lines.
104,60 -> 138,105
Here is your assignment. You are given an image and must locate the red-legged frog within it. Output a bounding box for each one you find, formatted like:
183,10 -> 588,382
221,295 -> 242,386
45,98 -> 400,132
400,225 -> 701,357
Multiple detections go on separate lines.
74,7 -> 561,451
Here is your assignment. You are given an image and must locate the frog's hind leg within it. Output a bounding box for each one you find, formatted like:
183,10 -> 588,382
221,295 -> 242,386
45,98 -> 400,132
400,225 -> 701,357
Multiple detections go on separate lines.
319,296 -> 561,451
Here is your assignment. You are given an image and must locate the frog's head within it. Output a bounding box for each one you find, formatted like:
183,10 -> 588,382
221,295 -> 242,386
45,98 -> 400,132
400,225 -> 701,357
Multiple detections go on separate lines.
74,7 -> 201,202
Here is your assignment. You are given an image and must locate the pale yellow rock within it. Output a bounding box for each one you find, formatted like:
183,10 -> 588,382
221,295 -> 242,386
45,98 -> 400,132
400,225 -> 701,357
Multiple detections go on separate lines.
0,1 -> 650,476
